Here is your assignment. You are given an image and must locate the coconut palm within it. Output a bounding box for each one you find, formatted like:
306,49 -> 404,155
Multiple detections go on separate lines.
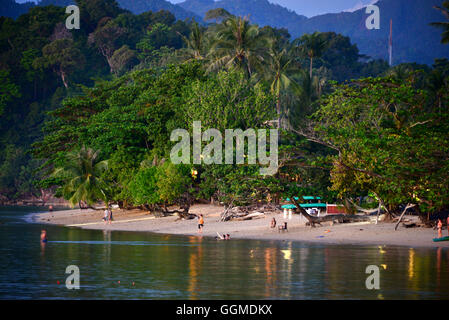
207,16 -> 269,76
264,46 -> 301,129
287,68 -> 330,130
178,21 -> 208,62
295,32 -> 328,78
431,1 -> 449,44
53,146 -> 109,208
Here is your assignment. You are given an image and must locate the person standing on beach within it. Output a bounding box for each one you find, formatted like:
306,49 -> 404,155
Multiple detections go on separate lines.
108,208 -> 113,225
103,208 -> 109,223
437,219 -> 443,238
197,214 -> 204,233
270,217 -> 277,229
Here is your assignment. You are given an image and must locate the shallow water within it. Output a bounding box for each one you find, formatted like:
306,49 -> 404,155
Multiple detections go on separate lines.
0,206 -> 448,299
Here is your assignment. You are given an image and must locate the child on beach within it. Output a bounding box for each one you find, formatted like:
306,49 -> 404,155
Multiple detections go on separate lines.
437,219 -> 443,238
197,214 -> 204,233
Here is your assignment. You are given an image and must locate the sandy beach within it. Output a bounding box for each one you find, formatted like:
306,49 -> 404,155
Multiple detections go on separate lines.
35,204 -> 449,248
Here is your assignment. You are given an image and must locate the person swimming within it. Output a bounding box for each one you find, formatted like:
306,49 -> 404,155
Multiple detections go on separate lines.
40,230 -> 48,243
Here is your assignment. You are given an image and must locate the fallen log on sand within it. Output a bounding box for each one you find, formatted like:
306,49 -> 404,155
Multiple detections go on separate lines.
233,212 -> 265,221
220,202 -> 274,222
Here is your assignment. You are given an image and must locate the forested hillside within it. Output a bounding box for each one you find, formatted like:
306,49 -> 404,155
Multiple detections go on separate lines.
0,0 -> 448,222
3,0 -> 449,64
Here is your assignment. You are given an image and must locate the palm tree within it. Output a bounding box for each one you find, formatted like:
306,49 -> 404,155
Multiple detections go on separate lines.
53,146 -> 109,208
207,16 -> 269,76
265,47 -> 301,129
178,21 -> 208,62
296,32 -> 328,78
431,1 -> 449,44
287,68 -> 330,130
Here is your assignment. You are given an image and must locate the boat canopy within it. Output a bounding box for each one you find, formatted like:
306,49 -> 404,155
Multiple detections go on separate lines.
281,203 -> 327,209
303,196 -> 321,200
300,203 -> 326,208
281,204 -> 297,209
285,196 -> 322,201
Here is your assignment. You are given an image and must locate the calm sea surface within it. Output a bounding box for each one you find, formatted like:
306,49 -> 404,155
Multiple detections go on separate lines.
0,206 -> 448,299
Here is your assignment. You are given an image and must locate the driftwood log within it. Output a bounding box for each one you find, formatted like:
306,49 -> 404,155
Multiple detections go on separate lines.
220,202 -> 277,222
290,197 -> 370,228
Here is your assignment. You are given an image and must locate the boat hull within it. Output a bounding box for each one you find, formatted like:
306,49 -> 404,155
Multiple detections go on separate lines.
433,236 -> 449,242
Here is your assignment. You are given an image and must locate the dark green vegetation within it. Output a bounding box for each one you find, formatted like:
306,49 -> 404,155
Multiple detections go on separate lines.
3,0 -> 449,64
0,0 -> 448,223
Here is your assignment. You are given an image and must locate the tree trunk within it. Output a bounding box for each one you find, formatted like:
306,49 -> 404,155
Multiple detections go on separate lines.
60,67 -> 68,88
375,201 -> 382,225
309,56 -> 313,78
220,198 -> 235,222
276,94 -> 281,129
394,204 -> 415,231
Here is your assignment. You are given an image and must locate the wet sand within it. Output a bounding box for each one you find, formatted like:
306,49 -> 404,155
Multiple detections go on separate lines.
35,204 -> 449,248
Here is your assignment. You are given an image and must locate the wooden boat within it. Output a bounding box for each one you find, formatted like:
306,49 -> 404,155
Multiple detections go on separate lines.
282,196 -> 346,216
433,236 -> 449,242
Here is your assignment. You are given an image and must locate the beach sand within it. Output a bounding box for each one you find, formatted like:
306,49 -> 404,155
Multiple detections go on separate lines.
35,204 -> 449,248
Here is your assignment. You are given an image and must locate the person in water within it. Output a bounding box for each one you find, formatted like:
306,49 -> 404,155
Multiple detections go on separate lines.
197,214 -> 204,233
437,219 -> 443,238
40,230 -> 47,243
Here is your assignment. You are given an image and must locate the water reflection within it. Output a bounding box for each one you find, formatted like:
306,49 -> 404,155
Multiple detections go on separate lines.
102,230 -> 111,265
437,247 -> 441,292
187,236 -> 203,299
1,207 -> 449,299
408,248 -> 415,282
264,248 -> 277,298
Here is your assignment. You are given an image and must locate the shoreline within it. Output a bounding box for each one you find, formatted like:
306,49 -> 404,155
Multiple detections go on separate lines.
35,204 -> 449,249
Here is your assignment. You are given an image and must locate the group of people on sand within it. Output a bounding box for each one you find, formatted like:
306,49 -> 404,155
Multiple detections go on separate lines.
437,216 -> 449,238
103,208 -> 113,224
